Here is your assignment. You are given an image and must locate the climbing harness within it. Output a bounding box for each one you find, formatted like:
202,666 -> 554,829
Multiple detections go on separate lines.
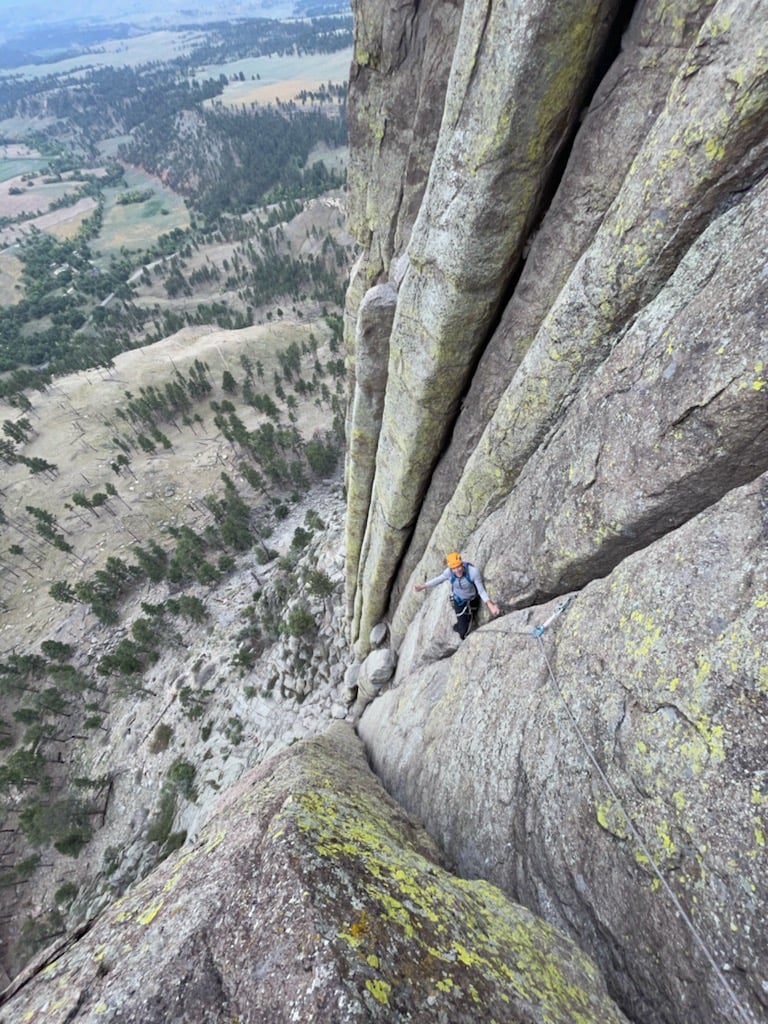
531,598 -> 758,1024
453,596 -> 479,638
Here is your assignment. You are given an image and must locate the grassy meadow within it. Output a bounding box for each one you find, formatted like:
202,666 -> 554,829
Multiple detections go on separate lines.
96,168 -> 190,257
201,47 -> 352,108
0,158 -> 49,182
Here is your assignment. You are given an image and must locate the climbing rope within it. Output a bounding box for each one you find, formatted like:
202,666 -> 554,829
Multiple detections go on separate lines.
531,606 -> 758,1024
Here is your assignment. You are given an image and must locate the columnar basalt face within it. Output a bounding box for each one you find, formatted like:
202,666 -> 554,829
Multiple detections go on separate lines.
345,1 -> 768,1022
348,0 -> 624,647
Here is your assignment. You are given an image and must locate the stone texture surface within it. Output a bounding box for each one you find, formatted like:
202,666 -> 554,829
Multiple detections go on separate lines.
393,162 -> 768,637
0,724 -> 629,1024
344,2 -> 768,1024
347,0 -> 462,277
396,0 -> 768,630
348,0 -> 623,646
396,0 -> 721,604
360,476 -> 768,1024
344,282 -> 397,621
0,479 -> 355,984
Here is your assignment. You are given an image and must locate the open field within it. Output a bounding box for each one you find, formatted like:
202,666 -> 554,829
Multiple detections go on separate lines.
3,30 -> 207,80
0,174 -> 80,217
96,168 -> 190,256
200,47 -> 352,107
45,203 -> 99,241
215,77 -> 338,106
0,159 -> 49,182
0,145 -> 39,159
0,161 -> 189,252
0,197 -> 99,247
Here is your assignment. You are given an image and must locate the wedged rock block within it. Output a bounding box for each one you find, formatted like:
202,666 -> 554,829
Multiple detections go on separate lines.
344,282 -> 397,619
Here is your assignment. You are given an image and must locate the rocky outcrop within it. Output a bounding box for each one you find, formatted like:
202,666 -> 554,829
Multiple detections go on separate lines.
344,0 -> 464,618
344,1 -> 768,1023
349,0 -> 625,646
0,481 -> 354,984
0,724 -> 629,1024
360,474 -> 768,1024
399,0 -> 725,597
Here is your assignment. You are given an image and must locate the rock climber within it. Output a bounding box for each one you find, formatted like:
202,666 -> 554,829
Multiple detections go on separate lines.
414,552 -> 500,639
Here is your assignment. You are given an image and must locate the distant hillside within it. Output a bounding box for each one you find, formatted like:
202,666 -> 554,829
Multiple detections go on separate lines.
0,2 -> 350,55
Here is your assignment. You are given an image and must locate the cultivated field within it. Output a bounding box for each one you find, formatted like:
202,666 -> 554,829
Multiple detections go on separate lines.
0,159 -> 48,183
0,157 -> 190,253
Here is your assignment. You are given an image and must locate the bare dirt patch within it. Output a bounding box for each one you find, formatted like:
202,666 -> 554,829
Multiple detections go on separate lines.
0,175 -> 76,218
217,78 -> 339,107
0,145 -> 40,159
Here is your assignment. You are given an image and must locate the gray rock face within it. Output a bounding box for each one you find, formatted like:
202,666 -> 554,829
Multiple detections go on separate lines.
0,724 -> 628,1024
398,0 -> 722,601
360,475 -> 768,1024
345,1 -> 768,1023
347,0 -> 462,276
348,0 -> 623,647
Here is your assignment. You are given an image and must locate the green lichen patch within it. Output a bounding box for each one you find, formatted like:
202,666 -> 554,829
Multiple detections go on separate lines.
263,734 -> 626,1023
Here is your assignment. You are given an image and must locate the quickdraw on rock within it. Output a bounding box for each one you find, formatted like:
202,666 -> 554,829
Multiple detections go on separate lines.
530,595 -> 573,638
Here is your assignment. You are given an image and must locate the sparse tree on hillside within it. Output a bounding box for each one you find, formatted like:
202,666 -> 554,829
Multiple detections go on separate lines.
49,581 -> 76,604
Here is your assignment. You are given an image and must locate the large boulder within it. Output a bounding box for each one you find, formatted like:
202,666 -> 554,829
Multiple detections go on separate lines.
0,724 -> 628,1024
343,1 -> 768,1022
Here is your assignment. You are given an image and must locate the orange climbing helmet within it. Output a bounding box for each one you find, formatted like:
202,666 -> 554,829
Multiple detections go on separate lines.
446,551 -> 463,569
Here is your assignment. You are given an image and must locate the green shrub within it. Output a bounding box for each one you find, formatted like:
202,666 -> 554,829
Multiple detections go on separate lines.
291,526 -> 312,550
305,569 -> 335,597
54,881 -> 79,906
146,789 -> 177,845
149,723 -> 173,753
54,825 -> 93,857
41,640 -> 74,661
281,603 -> 316,639
224,716 -> 243,746
103,845 -> 121,876
15,910 -> 64,964
168,759 -> 196,799
164,831 -> 187,855
305,509 -> 325,530
179,685 -> 209,719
